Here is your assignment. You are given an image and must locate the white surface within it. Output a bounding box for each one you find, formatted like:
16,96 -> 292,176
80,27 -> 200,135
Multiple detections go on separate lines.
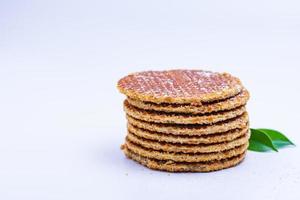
1,0 -> 300,199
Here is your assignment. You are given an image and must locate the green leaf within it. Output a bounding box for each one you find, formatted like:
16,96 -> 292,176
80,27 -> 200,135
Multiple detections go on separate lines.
248,129 -> 278,152
248,128 -> 295,152
257,129 -> 295,149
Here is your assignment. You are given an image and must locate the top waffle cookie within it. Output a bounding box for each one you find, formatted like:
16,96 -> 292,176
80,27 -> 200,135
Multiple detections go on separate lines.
117,69 -> 244,104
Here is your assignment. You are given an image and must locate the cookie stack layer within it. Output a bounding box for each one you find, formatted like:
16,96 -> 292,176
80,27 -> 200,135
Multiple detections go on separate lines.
117,70 -> 250,172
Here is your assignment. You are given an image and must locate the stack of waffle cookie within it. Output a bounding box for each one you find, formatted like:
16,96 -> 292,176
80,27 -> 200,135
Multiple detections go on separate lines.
117,69 -> 250,172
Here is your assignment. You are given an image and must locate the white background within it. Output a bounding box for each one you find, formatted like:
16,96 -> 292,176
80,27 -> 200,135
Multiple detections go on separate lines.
1,0 -> 300,199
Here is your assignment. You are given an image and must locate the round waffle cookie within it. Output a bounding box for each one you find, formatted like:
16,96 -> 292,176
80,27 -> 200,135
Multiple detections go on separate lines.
117,70 -> 244,104
127,89 -> 249,114
118,69 -> 250,172
122,147 -> 246,172
124,139 -> 249,162
126,131 -> 250,153
124,100 -> 246,125
127,123 -> 249,144
127,113 -> 249,136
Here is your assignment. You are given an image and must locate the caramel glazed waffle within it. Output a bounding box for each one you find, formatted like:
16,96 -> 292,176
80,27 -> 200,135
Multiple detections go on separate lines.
117,69 -> 250,172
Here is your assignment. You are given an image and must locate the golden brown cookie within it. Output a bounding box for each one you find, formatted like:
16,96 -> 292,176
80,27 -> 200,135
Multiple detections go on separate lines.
127,89 -> 249,114
124,100 -> 246,125
117,70 -> 244,104
122,147 -> 246,172
126,131 -> 250,153
127,113 -> 249,136
128,123 -> 249,144
124,139 -> 248,162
